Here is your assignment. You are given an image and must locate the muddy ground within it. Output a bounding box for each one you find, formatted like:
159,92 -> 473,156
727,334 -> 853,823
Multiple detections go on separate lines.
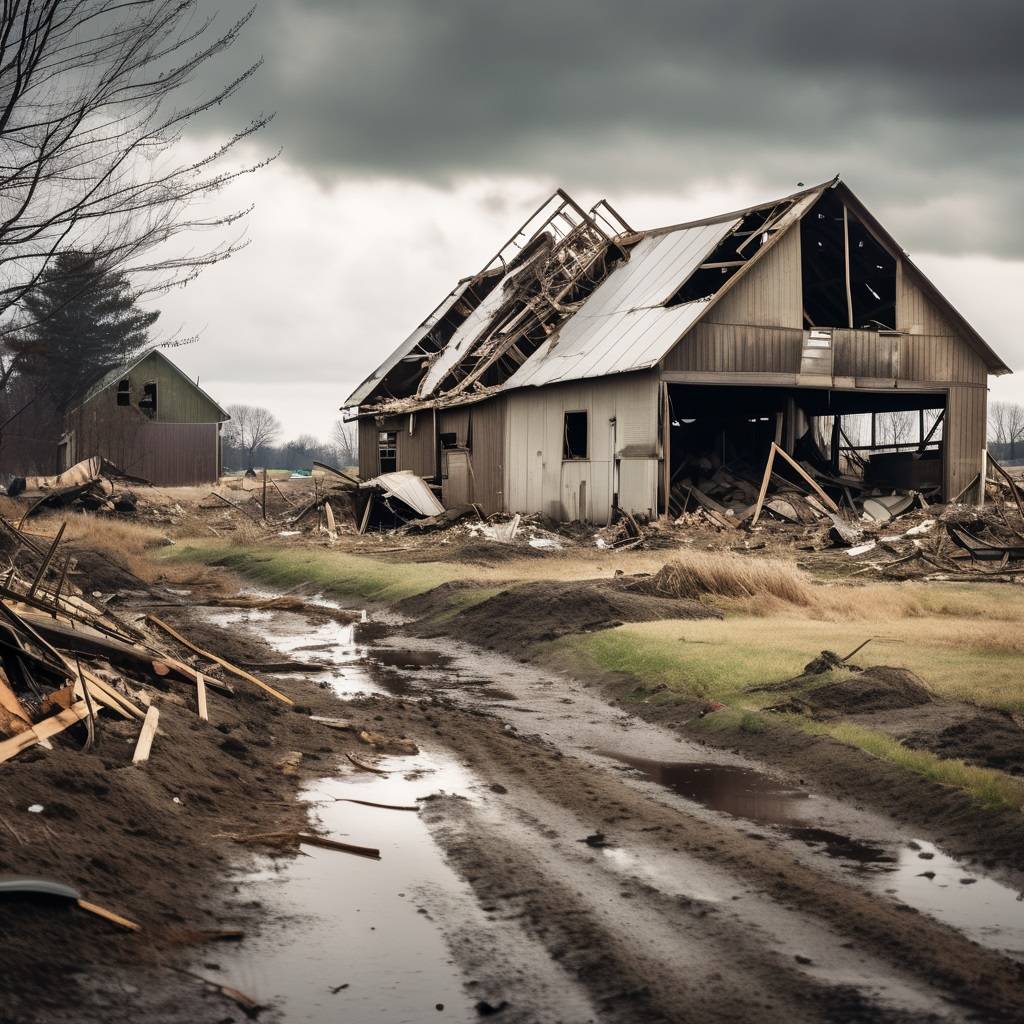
4,539 -> 1024,1022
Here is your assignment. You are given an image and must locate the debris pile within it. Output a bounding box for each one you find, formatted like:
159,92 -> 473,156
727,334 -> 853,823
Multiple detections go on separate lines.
6,456 -> 148,517
0,513 -> 296,771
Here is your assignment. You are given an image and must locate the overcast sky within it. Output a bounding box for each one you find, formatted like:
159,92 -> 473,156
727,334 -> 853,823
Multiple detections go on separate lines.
156,0 -> 1024,440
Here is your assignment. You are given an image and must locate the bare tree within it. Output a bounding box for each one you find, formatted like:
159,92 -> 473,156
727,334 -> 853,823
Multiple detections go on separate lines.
989,401 -> 1024,457
224,403 -> 280,469
0,1 -> 273,337
875,410 -> 916,447
330,418 -> 358,468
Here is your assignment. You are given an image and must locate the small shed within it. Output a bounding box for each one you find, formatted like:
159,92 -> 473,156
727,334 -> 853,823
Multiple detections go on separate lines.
62,350 -> 229,486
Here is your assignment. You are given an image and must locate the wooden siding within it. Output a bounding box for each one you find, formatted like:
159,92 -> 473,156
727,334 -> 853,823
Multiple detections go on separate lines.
946,386 -> 987,500
504,372 -> 659,524
467,397 -> 506,515
896,261 -> 957,337
398,411 -> 436,478
83,351 -> 224,424
359,412 -> 435,479
65,404 -> 219,485
662,322 -> 803,375
704,224 -> 802,329
358,418 -> 377,479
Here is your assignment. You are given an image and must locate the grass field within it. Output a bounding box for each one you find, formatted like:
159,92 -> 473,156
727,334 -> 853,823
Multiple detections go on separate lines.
557,612 -> 1024,711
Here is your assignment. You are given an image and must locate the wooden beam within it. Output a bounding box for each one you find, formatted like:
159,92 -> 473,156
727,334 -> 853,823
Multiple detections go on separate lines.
772,444 -> 841,513
749,445 -> 777,527
146,616 -> 293,705
132,705 -> 160,763
843,205 -> 853,329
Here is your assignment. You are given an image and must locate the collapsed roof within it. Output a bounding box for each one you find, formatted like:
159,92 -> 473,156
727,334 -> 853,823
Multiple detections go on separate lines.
345,178 -> 1008,415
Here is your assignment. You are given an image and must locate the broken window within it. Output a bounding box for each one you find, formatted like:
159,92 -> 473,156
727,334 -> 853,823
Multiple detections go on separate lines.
563,411 -> 588,460
378,431 -> 397,473
138,381 -> 157,416
801,192 -> 895,330
116,379 -> 130,406
439,432 -> 458,449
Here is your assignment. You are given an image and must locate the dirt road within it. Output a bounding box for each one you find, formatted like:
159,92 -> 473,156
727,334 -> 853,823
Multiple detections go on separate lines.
192,600 -> 1024,1024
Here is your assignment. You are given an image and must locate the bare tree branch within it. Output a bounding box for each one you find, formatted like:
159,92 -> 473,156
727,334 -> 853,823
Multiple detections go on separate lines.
0,0 -> 274,331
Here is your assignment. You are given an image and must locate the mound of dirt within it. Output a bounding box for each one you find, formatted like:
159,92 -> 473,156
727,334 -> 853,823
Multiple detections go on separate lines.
413,578 -> 720,651
905,712 -> 1024,776
774,666 -> 933,719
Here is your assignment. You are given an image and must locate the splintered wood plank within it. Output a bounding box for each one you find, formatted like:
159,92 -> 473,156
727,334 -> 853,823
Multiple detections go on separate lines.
146,615 -> 293,705
76,898 -> 140,931
196,672 -> 208,722
79,669 -> 144,720
132,705 -> 160,764
0,702 -> 90,764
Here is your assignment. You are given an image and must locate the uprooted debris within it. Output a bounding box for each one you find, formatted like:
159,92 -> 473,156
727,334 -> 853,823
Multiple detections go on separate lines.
769,662 -> 934,719
6,456 -> 149,517
0,511 -> 302,772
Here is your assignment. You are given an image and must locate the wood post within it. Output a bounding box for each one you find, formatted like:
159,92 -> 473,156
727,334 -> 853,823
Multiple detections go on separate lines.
261,469 -> 268,520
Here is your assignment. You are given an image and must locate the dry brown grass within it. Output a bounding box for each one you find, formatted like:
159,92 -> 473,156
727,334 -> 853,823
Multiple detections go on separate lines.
634,551 -> 815,605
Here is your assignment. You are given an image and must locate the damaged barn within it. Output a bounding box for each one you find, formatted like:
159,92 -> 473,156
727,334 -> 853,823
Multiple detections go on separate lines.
343,178 -> 1009,526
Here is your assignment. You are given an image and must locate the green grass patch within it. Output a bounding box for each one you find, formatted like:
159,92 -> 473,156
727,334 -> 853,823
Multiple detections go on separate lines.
558,615 -> 1024,711
163,540 -> 463,604
799,719 -> 1024,812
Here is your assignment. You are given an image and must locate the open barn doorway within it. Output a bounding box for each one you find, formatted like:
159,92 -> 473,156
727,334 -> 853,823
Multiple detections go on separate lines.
661,383 -> 946,520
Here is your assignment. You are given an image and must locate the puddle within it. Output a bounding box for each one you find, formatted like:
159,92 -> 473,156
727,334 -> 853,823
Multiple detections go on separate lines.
602,751 -> 812,826
867,839 -> 1024,958
209,751 -> 480,1022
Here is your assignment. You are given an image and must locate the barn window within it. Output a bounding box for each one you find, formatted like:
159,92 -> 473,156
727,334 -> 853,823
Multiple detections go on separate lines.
378,431 -> 397,473
563,411 -> 588,460
116,379 -> 130,406
139,381 -> 157,416
439,432 -> 458,449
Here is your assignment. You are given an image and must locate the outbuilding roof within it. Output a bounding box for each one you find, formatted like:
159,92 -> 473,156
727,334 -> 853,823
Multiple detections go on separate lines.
345,177 -> 1009,411
70,348 -> 230,421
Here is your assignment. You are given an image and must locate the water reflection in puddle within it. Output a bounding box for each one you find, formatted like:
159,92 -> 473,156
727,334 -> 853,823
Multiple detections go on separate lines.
607,752 -> 1024,960
212,752 -> 479,1023
602,751 -> 812,826
866,839 -> 1024,958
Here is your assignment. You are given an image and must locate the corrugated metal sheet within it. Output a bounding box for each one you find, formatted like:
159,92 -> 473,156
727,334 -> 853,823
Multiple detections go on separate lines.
362,470 -> 445,517
503,220 -> 737,390
418,265 -> 520,398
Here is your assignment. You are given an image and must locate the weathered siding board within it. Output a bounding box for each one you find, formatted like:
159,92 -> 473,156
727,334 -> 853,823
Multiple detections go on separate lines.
896,334 -> 987,385
358,418 -> 378,479
896,261 -> 957,337
398,411 -> 436,478
662,323 -> 804,375
360,413 -> 434,479
65,406 -> 218,485
82,352 -> 224,424
704,225 -> 802,329
945,386 -> 987,500
504,372 -> 659,524
467,397 -> 506,515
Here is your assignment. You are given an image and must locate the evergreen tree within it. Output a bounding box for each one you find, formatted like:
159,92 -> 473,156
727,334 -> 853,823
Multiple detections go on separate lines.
12,252 -> 159,413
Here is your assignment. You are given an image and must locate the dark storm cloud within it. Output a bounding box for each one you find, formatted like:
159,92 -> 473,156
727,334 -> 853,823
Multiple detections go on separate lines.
202,0 -> 1024,256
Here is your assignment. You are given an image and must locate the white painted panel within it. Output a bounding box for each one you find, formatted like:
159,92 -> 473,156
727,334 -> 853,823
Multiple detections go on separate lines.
617,459 -> 658,517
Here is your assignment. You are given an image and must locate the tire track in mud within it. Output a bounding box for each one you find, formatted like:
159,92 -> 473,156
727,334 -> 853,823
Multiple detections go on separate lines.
381,695 -> 1024,1022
